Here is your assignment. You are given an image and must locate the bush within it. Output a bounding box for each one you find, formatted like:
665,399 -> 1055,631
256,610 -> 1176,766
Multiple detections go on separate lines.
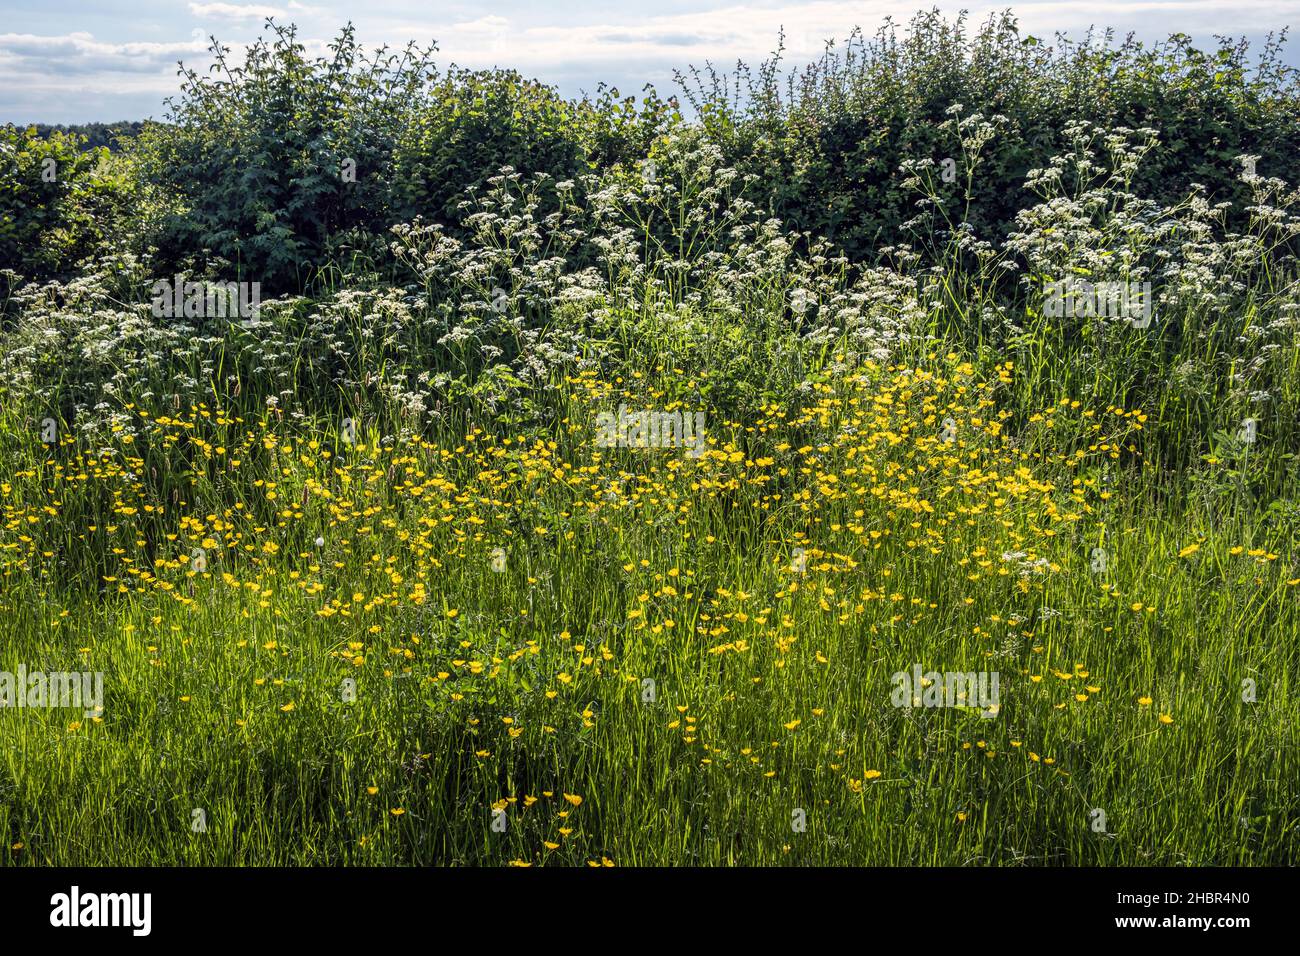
391,68 -> 592,227
129,22 -> 435,293
680,10 -> 1300,267
128,21 -> 674,296
0,124 -> 124,283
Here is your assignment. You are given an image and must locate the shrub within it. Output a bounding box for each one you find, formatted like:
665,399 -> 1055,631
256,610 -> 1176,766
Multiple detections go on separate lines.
0,124 -> 123,284
129,22 -> 437,294
128,21 -> 673,296
679,11 -> 1300,268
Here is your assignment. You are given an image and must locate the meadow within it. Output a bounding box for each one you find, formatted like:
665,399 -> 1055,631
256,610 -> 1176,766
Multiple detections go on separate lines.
1,12 -> 1298,866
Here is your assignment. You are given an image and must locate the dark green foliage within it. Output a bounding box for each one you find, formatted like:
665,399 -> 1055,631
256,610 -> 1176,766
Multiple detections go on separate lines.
678,11 -> 1300,263
0,124 -> 126,283
129,22 -> 436,293
127,21 -> 676,295
391,68 -> 591,225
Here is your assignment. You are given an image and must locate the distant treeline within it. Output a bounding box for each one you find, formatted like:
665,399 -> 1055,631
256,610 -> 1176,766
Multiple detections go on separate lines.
30,121 -> 145,151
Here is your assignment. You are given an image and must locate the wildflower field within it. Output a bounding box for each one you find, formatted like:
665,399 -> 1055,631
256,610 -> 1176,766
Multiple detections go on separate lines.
1,12 -> 1298,867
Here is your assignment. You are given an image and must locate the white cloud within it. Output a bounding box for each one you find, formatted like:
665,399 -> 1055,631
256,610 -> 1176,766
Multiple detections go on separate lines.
393,0 -> 1299,71
0,31 -> 209,72
188,3 -> 286,20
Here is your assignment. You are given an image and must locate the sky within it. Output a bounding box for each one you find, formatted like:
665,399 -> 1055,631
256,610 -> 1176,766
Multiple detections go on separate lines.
1,1 -> 1297,124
